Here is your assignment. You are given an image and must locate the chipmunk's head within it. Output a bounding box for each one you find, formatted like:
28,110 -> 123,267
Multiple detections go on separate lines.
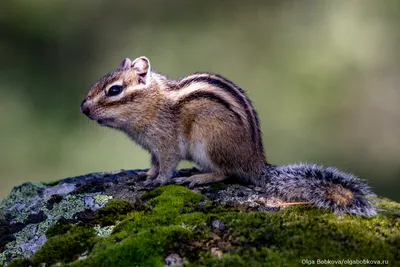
81,56 -> 157,129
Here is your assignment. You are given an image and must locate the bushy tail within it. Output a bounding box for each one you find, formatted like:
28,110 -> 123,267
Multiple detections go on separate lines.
261,163 -> 377,217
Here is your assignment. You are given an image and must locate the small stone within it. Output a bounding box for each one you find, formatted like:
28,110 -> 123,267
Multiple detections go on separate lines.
211,247 -> 222,258
211,219 -> 225,231
164,253 -> 183,267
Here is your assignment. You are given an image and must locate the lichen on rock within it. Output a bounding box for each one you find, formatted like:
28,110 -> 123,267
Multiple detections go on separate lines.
0,168 -> 399,266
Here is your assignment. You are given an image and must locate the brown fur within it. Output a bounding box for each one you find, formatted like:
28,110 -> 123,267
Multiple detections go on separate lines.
324,184 -> 354,206
178,73 -> 263,151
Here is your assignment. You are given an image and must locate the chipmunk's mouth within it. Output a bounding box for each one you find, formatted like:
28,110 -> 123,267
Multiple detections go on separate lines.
97,118 -> 114,125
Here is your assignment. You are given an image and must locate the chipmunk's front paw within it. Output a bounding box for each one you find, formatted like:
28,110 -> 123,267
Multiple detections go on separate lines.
138,170 -> 158,180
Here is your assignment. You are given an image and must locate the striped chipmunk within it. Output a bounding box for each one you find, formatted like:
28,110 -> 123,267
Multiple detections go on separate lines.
81,56 -> 377,217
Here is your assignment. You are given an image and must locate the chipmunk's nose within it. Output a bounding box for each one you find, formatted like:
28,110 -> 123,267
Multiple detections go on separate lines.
80,100 -> 90,116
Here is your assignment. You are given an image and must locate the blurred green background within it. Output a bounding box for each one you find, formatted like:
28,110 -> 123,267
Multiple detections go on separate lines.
1,0 -> 399,201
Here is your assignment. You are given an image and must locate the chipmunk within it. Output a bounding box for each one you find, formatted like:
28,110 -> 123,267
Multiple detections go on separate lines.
81,56 -> 377,217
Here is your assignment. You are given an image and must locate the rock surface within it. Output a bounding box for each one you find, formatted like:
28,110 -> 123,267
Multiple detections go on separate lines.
0,168 -> 399,266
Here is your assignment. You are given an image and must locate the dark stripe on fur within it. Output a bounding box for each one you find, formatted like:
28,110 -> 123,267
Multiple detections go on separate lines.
178,75 -> 259,147
212,73 -> 264,153
99,89 -> 146,108
174,91 -> 242,123
87,71 -> 122,102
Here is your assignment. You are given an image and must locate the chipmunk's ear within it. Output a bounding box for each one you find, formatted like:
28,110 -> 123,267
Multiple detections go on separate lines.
131,56 -> 151,85
119,58 -> 132,70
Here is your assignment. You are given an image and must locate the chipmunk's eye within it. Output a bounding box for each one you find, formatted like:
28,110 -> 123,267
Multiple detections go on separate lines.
107,85 -> 123,97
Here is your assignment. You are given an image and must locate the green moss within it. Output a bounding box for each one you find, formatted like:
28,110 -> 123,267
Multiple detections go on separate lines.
148,185 -> 204,213
6,258 -> 34,267
70,226 -> 192,267
32,226 -> 96,266
113,185 -> 206,235
373,196 -> 400,211
46,223 -> 74,238
96,199 -> 134,226
191,248 -> 285,267
191,206 -> 400,266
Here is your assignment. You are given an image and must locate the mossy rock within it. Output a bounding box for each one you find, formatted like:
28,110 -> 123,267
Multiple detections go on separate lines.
5,185 -> 399,267
1,169 -> 399,266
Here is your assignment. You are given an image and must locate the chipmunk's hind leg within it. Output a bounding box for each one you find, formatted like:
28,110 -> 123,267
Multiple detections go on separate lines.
174,173 -> 226,188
